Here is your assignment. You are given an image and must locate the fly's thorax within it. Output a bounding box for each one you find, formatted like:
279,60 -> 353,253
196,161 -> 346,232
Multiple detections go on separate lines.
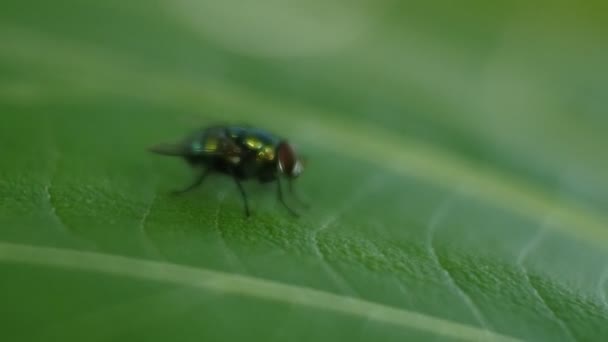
240,134 -> 277,162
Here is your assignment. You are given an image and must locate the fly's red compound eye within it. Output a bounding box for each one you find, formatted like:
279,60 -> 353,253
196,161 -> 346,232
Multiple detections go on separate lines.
277,142 -> 302,178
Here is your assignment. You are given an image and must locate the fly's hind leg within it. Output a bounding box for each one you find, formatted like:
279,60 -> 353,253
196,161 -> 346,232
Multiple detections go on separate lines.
232,175 -> 251,218
171,168 -> 210,195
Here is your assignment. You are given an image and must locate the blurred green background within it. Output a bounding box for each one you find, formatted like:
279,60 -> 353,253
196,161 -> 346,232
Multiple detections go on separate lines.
1,0 -> 608,341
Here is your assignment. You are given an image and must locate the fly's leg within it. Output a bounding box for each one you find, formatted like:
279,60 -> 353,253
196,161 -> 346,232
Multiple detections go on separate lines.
232,176 -> 251,217
278,178 -> 299,217
171,169 -> 209,195
289,179 -> 310,209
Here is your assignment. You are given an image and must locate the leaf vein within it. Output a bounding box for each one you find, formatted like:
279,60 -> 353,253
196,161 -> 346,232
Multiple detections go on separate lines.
598,269 -> 608,309
137,191 -> 164,259
309,176 -> 386,296
427,197 -> 492,333
517,228 -> 577,341
0,241 -> 521,342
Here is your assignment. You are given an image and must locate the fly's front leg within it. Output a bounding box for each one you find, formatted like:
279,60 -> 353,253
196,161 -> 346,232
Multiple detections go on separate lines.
288,179 -> 310,209
277,178 -> 299,217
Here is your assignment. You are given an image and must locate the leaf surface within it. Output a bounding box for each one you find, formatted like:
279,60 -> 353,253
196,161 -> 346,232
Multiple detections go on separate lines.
1,1 -> 608,341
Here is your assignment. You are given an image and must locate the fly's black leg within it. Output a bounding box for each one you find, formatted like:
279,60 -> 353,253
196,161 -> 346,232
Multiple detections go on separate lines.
232,176 -> 251,217
278,178 -> 299,217
171,169 -> 209,195
289,179 -> 310,209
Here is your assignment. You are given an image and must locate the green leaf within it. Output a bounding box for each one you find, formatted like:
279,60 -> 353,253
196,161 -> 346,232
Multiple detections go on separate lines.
1,1 -> 608,341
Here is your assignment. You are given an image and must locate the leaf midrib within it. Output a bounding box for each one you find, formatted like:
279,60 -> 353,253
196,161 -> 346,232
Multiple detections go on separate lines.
0,241 -> 519,342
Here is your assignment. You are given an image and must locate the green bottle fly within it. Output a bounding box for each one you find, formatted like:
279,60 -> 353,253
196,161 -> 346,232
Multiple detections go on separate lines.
150,125 -> 306,217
